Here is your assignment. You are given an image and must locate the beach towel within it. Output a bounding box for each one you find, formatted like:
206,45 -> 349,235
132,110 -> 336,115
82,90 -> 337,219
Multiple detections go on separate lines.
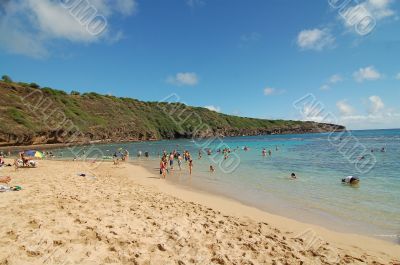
0,185 -> 10,192
0,185 -> 22,192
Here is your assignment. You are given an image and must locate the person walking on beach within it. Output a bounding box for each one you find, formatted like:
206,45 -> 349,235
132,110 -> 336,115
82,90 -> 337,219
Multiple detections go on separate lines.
188,159 -> 193,175
160,158 -> 167,179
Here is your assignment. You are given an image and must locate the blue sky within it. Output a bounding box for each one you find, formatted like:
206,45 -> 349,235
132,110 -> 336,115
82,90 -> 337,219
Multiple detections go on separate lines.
0,0 -> 399,129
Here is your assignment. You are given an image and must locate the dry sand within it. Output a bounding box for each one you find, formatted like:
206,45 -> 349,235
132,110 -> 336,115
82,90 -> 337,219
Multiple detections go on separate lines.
0,160 -> 399,265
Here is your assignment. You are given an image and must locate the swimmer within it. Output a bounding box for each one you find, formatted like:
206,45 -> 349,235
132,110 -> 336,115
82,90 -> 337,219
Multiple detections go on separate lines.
342,176 -> 360,185
290,173 -> 297,179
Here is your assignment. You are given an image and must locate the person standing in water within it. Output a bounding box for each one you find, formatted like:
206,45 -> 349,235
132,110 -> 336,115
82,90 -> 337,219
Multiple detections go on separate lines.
169,153 -> 174,170
188,159 -> 193,175
262,148 -> 267,157
178,154 -> 183,170
209,165 -> 215,173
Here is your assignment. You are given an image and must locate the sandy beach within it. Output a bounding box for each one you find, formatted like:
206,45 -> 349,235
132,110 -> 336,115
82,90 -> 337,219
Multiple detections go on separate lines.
0,159 -> 399,265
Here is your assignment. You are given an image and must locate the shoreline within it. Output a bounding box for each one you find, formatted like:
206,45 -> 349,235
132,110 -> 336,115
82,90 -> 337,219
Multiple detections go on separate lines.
134,160 -> 400,247
0,130 -> 347,150
1,159 -> 398,264
127,159 -> 398,243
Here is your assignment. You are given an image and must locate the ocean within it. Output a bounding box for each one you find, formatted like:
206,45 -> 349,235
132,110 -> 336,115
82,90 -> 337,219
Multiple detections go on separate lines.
52,129 -> 400,242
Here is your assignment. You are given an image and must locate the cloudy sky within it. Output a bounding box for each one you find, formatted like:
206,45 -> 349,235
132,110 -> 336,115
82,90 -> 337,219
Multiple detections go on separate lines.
0,0 -> 399,129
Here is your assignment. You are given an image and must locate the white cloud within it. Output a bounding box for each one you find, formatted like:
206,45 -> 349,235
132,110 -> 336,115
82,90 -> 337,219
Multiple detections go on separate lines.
263,87 -> 285,96
336,100 -> 355,116
368,95 -> 385,114
365,0 -> 395,19
0,0 -> 137,58
320,74 -> 343,91
329,74 -> 343,84
320,85 -> 330,91
297,28 -> 335,51
353,66 -> 382,82
336,95 -> 400,129
338,112 -> 400,129
298,103 -> 329,123
339,0 -> 395,34
167,72 -> 199,86
205,105 -> 221,112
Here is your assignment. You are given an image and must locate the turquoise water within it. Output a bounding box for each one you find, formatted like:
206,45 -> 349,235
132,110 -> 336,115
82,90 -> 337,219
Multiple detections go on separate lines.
54,129 -> 400,242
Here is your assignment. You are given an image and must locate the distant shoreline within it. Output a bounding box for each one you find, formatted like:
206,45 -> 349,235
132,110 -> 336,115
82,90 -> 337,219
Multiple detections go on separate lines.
0,130 -> 347,151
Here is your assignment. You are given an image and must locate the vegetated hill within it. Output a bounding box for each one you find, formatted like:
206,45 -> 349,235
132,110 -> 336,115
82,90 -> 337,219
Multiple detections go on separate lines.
0,79 -> 345,147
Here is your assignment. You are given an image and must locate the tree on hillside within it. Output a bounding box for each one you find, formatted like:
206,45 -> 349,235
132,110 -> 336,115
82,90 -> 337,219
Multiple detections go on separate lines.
70,90 -> 81,95
1,75 -> 12,83
29,83 -> 40,89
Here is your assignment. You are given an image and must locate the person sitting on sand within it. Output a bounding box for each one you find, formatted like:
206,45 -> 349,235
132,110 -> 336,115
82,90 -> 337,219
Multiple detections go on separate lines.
342,176 -> 360,185
0,156 -> 5,167
0,176 -> 11,184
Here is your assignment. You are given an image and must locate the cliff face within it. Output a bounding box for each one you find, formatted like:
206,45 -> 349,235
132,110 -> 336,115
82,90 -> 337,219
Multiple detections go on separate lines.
0,81 -> 345,147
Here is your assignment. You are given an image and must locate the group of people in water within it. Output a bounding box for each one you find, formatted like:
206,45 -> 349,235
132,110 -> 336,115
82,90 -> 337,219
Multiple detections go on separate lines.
159,150 -> 194,178
154,145 -> 282,179
150,144 -> 366,185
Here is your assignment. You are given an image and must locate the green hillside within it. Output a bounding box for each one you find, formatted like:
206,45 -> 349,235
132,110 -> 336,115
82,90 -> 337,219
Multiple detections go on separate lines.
0,77 -> 345,147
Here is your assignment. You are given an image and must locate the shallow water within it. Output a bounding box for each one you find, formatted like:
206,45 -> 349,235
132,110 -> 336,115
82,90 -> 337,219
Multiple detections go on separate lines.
53,129 -> 400,242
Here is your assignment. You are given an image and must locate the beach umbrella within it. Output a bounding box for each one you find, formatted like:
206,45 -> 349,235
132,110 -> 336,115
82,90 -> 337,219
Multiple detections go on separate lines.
34,151 -> 44,159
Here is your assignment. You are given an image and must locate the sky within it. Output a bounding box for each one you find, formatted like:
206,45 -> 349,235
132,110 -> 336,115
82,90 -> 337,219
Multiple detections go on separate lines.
0,0 -> 399,130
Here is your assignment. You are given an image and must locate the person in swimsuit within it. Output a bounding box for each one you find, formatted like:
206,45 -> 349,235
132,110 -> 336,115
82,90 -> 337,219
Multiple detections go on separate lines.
169,153 -> 174,170
160,159 -> 167,179
188,159 -> 193,175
